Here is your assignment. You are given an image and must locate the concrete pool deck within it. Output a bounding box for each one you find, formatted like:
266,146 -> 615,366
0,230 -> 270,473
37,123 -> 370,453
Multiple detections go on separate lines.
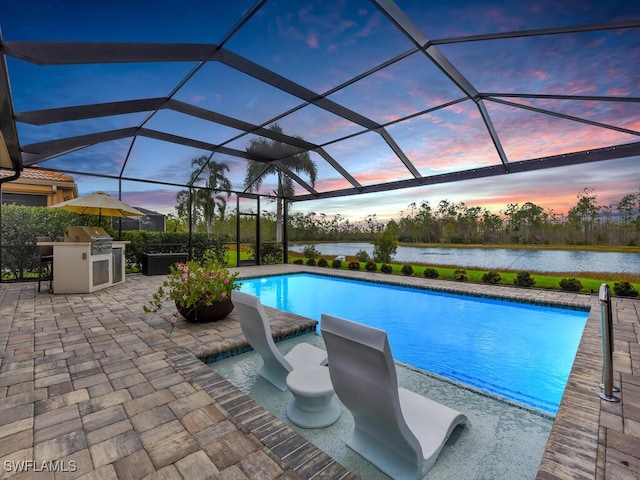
0,264 -> 638,479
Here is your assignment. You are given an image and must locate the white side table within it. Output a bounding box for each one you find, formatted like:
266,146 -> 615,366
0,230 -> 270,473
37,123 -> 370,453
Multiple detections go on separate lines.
286,365 -> 342,428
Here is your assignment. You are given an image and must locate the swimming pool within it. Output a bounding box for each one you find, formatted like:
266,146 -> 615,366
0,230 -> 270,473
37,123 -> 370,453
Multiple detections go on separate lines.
238,273 -> 588,414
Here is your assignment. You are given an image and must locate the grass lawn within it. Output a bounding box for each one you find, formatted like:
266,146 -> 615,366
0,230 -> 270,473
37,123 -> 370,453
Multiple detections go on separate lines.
287,251 -> 640,296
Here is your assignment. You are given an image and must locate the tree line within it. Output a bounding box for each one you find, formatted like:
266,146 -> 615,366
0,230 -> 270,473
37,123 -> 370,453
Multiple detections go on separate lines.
286,187 -> 640,246
169,186 -> 639,247
166,123 -> 638,247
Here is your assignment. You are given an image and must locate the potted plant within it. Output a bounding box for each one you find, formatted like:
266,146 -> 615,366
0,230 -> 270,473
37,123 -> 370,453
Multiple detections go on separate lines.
144,256 -> 241,324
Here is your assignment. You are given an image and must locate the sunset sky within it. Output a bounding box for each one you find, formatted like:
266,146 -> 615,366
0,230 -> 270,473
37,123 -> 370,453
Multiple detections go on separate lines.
2,0 -> 639,222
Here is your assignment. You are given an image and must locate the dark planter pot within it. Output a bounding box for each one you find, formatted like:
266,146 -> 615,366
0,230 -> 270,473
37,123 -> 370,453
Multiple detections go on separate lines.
176,298 -> 234,322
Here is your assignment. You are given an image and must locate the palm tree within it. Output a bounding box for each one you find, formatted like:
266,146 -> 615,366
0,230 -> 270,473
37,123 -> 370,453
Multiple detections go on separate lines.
177,155 -> 232,233
244,124 -> 317,242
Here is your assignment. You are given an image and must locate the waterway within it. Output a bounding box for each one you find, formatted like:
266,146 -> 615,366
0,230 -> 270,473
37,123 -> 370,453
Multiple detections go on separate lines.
288,242 -> 640,274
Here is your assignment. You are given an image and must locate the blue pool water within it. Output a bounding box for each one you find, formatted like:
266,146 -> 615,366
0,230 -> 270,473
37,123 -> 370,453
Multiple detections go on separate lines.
239,273 -> 588,414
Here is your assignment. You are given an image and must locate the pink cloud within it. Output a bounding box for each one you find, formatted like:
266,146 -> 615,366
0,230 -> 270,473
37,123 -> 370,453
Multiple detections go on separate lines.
607,87 -> 631,96
564,79 -> 598,96
587,38 -> 606,49
298,4 -> 314,21
294,3 -> 367,54
118,188 -> 183,214
387,158 -> 640,218
479,101 -> 639,163
352,10 -> 381,39
350,168 -> 409,186
315,177 -> 355,192
306,31 -> 319,49
479,7 -> 526,32
320,117 -> 359,135
466,168 -> 638,216
337,19 -> 359,35
526,70 -> 549,81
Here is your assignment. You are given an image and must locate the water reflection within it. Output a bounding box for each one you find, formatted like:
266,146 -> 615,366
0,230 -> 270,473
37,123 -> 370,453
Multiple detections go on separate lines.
289,242 -> 639,274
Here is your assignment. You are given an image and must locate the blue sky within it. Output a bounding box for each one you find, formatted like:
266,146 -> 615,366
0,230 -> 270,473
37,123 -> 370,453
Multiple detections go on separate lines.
2,0 -> 639,221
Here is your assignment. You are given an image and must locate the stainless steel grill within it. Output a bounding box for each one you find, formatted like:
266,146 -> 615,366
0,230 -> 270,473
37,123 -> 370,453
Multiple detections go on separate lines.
64,226 -> 113,255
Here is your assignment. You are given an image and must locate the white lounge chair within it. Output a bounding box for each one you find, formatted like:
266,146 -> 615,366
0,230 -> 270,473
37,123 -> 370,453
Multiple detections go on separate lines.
231,291 -> 328,390
320,313 -> 467,480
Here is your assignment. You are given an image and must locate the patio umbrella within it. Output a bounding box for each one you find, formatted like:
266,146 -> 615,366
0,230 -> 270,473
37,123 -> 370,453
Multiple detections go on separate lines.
49,191 -> 145,222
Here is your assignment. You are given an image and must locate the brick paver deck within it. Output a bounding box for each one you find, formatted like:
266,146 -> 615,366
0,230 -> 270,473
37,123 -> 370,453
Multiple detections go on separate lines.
0,265 -> 638,479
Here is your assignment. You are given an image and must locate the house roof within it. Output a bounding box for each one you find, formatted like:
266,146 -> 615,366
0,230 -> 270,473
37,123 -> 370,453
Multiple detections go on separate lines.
0,166 -> 76,184
0,1 -> 639,205
133,206 -> 164,217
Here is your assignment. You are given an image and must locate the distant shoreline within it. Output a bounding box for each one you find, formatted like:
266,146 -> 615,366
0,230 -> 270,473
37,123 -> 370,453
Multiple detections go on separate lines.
290,240 -> 640,254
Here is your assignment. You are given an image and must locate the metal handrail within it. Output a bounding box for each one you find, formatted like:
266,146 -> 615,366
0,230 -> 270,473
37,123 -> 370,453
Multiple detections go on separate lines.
598,283 -> 620,402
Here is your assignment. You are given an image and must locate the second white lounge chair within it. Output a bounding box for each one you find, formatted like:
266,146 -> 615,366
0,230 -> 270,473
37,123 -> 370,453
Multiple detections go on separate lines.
232,291 -> 328,390
320,313 -> 467,480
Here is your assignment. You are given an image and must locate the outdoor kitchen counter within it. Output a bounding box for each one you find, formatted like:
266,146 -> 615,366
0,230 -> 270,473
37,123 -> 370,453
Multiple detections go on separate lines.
37,240 -> 128,294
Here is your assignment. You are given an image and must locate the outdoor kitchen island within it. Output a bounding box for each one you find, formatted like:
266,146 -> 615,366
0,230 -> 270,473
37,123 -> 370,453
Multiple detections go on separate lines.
39,226 -> 128,294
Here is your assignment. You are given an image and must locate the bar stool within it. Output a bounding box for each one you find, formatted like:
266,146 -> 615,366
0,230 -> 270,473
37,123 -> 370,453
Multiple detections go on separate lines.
36,236 -> 54,293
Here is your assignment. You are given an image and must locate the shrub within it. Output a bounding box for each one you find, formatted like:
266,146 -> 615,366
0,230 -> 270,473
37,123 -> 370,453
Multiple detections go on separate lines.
348,261 -> 361,270
112,230 -> 229,270
613,281 -> 639,297
559,277 -> 582,292
372,229 -> 397,263
423,267 -> 439,279
331,259 -> 342,269
306,258 -> 316,266
198,234 -> 230,265
365,260 -> 377,272
292,258 -> 303,265
454,269 -> 468,281
514,271 -> 536,287
144,258 -> 241,324
400,264 -> 414,276
302,245 -> 321,259
250,241 -> 282,265
482,271 -> 501,284
0,206 -> 46,279
317,258 -> 329,267
380,263 -> 393,274
355,250 -> 370,262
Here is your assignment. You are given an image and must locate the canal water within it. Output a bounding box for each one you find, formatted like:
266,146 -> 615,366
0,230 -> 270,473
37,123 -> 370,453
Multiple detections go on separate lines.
288,242 -> 640,274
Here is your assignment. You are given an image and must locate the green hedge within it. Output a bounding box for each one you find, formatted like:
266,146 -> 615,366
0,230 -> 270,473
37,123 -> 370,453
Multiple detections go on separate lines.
120,230 -> 229,269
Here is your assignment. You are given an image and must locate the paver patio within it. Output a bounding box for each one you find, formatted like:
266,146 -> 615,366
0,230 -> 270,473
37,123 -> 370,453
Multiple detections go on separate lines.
0,264 -> 638,479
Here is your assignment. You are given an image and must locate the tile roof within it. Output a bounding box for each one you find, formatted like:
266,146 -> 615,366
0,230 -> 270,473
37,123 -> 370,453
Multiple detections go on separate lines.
0,167 -> 76,183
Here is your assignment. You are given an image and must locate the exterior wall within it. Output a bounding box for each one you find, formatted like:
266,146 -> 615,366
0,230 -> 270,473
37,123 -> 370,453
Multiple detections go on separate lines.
0,168 -> 78,206
2,182 -> 76,205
